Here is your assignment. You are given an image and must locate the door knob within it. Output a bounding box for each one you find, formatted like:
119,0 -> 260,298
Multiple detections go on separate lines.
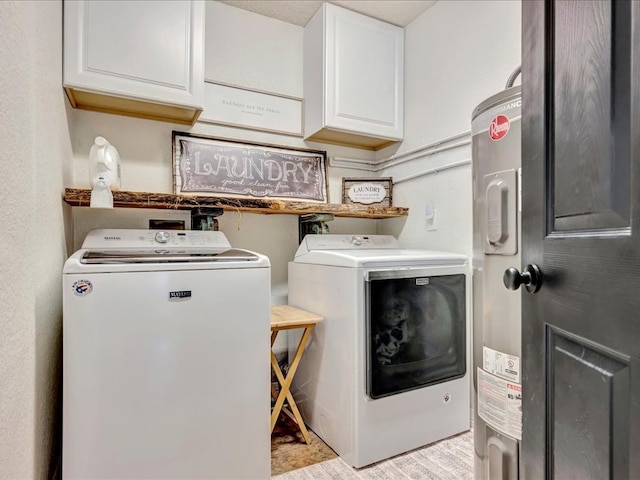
503,264 -> 543,293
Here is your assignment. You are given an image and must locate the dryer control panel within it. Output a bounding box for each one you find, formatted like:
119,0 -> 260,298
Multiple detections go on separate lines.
298,234 -> 402,252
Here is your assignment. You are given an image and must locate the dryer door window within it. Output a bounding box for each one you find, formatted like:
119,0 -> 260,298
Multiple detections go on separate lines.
365,270 -> 466,399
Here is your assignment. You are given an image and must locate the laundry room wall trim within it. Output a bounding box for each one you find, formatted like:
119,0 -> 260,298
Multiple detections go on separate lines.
330,129 -> 471,171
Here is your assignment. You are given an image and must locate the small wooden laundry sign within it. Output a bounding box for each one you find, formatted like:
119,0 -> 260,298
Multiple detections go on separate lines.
342,177 -> 393,207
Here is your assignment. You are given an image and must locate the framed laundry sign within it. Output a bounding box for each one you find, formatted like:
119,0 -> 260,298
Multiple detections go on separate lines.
342,177 -> 393,206
173,132 -> 328,203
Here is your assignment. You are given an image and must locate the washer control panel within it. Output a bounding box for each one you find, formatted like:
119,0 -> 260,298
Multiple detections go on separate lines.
81,229 -> 232,249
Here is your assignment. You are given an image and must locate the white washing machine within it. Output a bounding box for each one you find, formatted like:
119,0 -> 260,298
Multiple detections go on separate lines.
288,234 -> 471,468
62,229 -> 271,480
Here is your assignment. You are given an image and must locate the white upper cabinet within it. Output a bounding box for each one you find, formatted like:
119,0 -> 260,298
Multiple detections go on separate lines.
64,0 -> 204,125
304,3 -> 404,149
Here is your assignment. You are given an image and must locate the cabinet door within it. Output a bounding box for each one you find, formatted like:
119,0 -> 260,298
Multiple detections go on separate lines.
324,4 -> 403,141
64,0 -> 203,124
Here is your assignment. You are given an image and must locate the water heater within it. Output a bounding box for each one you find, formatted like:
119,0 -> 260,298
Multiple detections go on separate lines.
471,85 -> 522,480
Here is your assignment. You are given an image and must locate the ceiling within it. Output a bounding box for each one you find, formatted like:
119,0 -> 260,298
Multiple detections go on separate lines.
216,0 -> 438,27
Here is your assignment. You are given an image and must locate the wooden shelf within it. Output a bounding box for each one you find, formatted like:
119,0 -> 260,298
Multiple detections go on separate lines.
63,188 -> 409,219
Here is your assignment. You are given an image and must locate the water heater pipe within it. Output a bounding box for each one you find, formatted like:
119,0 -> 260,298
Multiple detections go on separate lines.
505,65 -> 521,89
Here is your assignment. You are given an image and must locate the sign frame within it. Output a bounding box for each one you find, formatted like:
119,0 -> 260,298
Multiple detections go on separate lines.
342,177 -> 393,207
173,132 -> 328,203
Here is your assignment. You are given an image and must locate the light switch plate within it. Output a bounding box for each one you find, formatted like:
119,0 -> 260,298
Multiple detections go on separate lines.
427,207 -> 437,231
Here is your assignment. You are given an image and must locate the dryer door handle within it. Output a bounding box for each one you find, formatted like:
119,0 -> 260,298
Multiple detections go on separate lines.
366,268 -> 442,282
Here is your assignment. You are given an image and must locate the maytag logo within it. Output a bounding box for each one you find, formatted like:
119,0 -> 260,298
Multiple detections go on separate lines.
169,291 -> 192,299
416,278 -> 430,286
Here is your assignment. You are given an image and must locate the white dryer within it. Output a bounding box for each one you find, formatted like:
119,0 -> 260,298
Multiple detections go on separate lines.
62,229 -> 271,479
288,234 -> 470,468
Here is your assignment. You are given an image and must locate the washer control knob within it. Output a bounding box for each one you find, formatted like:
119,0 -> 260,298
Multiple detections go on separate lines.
154,231 -> 171,244
351,235 -> 363,246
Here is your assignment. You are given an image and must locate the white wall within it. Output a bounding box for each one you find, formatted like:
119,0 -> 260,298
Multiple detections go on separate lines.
0,1 -> 73,478
379,0 -> 521,259
205,1 -> 303,97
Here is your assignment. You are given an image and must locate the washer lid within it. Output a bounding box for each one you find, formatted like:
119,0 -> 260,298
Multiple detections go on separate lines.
80,248 -> 259,264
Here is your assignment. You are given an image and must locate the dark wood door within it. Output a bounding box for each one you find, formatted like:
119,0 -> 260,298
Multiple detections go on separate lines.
522,1 -> 640,478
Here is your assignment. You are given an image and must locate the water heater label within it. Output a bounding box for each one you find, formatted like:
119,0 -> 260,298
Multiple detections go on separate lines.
477,368 -> 522,440
483,346 -> 520,384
